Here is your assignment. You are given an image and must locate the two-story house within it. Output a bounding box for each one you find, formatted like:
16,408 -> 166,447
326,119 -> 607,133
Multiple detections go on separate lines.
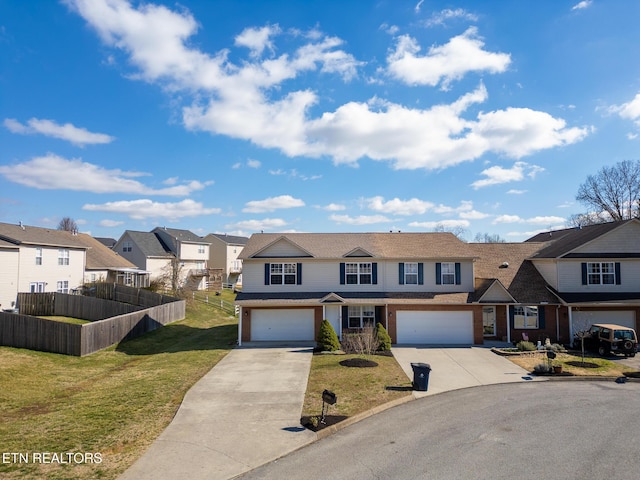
203,233 -> 248,286
115,227 -> 210,290
235,222 -> 640,346
0,222 -> 87,309
528,219 -> 640,338
234,232 -> 559,345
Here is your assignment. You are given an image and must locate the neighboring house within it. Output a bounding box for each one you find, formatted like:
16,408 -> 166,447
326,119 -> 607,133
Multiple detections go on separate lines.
0,222 -> 87,310
94,237 -> 117,249
73,234 -> 149,288
115,227 -> 210,290
234,222 -> 640,345
203,233 -> 248,286
527,219 -> 640,338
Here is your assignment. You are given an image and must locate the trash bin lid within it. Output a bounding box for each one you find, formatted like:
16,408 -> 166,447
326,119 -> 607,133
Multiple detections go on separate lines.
411,362 -> 431,369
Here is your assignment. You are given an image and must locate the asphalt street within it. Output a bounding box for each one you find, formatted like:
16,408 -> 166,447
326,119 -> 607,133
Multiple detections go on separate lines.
238,381 -> 640,480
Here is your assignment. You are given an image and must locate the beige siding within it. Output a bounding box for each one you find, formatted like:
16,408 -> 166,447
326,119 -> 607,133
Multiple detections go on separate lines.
180,242 -> 209,262
242,259 -> 474,293
572,221 -> 640,255
254,238 -> 310,257
558,259 -> 640,291
17,245 -> 85,293
147,258 -> 171,282
116,232 -> 149,270
0,249 -> 19,308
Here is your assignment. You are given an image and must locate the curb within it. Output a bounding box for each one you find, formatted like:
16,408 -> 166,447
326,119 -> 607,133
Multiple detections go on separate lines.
315,393 -> 415,440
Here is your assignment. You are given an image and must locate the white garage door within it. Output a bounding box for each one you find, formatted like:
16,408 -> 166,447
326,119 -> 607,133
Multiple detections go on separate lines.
573,311 -> 636,331
251,309 -> 315,341
396,311 -> 474,344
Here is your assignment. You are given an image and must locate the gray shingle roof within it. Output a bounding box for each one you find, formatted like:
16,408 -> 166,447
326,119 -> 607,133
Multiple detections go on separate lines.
75,234 -> 138,270
205,233 -> 248,246
124,231 -> 173,258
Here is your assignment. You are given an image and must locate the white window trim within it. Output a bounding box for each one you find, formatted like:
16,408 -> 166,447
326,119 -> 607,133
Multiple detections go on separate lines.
270,262 -> 297,285
441,262 -> 455,285
347,306 -> 375,328
404,262 -> 418,285
587,262 -> 615,285
58,248 -> 70,266
346,262 -> 372,285
513,306 -> 538,329
35,247 -> 42,265
57,280 -> 69,294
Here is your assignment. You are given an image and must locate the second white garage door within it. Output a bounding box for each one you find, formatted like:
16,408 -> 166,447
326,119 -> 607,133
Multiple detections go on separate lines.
396,311 -> 474,344
573,310 -> 636,331
251,309 -> 315,341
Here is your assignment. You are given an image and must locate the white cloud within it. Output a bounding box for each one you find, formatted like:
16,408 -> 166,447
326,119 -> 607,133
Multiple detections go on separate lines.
366,196 -> 433,215
386,27 -> 510,89
268,168 -> 321,180
3,118 -> 114,146
572,1 -> 592,11
414,0 -> 425,13
424,9 -> 479,28
471,161 -> 544,189
243,195 -> 305,213
507,189 -> 527,194
68,0 -> 589,171
83,199 -> 220,220
432,200 -> 474,215
329,214 -> 391,225
408,219 -> 470,229
99,219 -> 124,227
0,154 -> 210,196
228,218 -> 288,231
322,203 -> 346,211
493,214 -> 565,225
247,159 -> 262,168
235,24 -> 281,58
609,92 -> 640,128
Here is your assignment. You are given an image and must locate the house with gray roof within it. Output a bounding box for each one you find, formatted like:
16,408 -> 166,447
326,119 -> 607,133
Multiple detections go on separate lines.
115,227 -> 210,290
235,222 -> 640,346
203,233 -> 248,286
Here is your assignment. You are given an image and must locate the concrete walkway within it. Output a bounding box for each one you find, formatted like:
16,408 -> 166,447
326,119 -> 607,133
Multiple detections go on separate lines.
392,345 -> 546,397
119,346 -> 316,480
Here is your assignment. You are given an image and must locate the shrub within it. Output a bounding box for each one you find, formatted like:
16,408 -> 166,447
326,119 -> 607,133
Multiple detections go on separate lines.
317,319 -> 341,352
341,327 -> 378,355
533,363 -> 551,374
516,340 -> 536,352
375,323 -> 392,352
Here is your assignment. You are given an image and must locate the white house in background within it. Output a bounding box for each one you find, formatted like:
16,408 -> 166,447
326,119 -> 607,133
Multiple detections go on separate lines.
0,222 -> 87,310
115,227 -> 210,290
203,233 -> 248,286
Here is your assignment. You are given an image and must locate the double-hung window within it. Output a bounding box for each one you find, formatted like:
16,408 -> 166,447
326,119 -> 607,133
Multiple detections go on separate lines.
56,280 -> 69,294
58,248 -> 69,266
587,262 -> 615,285
122,241 -> 132,253
513,306 -> 538,329
198,245 -> 205,254
347,306 -> 375,328
404,262 -> 418,285
270,263 -> 297,285
441,262 -> 455,285
346,262 -> 372,285
35,247 -> 42,265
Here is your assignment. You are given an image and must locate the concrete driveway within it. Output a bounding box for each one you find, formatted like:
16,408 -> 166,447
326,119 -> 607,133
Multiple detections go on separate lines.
119,346 -> 316,480
392,345 -> 544,397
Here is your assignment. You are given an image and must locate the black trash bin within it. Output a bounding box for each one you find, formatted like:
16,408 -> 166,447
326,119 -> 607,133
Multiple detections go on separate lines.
411,362 -> 431,391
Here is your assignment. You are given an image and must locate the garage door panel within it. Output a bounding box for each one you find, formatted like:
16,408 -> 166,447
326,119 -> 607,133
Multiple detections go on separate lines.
397,311 -> 473,344
251,309 -> 315,341
573,311 -> 636,330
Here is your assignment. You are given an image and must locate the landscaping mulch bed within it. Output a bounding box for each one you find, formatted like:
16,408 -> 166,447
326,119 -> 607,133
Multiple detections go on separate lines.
300,415 -> 349,432
339,358 -> 379,368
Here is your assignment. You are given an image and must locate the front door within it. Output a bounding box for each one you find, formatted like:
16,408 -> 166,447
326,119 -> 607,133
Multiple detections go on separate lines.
483,306 -> 496,337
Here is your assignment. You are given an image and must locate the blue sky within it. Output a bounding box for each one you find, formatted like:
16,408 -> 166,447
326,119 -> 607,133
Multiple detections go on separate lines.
1,0 -> 639,241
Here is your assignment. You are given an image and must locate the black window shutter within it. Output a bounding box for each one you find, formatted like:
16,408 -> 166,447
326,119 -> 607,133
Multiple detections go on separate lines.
538,306 -> 546,329
615,262 -> 621,285
341,305 -> 349,329
340,263 -> 346,285
297,263 -> 302,285
435,263 -> 442,285
581,263 -> 587,285
398,263 -> 405,285
375,306 -> 384,325
372,263 -> 378,284
264,263 -> 270,285
509,306 -> 514,329
418,263 -> 424,285
455,262 -> 461,285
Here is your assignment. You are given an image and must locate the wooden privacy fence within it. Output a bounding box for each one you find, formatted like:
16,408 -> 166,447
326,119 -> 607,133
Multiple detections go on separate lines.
1,289 -> 185,356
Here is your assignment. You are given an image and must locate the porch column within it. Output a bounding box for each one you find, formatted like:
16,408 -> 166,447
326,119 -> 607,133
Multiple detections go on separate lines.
238,306 -> 243,346
568,306 -> 573,341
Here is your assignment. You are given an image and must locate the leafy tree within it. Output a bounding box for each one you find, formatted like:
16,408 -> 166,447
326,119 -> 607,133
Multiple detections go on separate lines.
575,160 -> 640,221
375,322 -> 392,352
57,217 -> 78,232
473,232 -> 506,243
317,319 -> 341,352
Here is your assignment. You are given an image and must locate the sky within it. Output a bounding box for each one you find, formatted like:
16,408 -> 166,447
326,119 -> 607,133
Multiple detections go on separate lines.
1,0 -> 640,242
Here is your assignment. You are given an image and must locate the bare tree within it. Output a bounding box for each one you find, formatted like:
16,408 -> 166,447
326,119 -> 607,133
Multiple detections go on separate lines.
473,232 -> 506,243
432,224 -> 468,241
576,160 -> 640,221
57,217 -> 78,232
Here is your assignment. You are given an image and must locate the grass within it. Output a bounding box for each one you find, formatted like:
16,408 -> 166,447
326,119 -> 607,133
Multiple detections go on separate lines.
506,351 -> 637,377
0,289 -> 238,480
37,316 -> 90,325
302,352 -> 412,422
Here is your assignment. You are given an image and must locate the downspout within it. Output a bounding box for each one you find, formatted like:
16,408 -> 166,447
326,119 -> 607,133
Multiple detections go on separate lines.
556,305 -> 560,344
238,306 -> 243,346
506,304 -> 511,344
568,306 -> 573,342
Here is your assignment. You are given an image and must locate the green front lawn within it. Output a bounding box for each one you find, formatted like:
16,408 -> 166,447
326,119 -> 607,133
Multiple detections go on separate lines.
0,290 -> 238,480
